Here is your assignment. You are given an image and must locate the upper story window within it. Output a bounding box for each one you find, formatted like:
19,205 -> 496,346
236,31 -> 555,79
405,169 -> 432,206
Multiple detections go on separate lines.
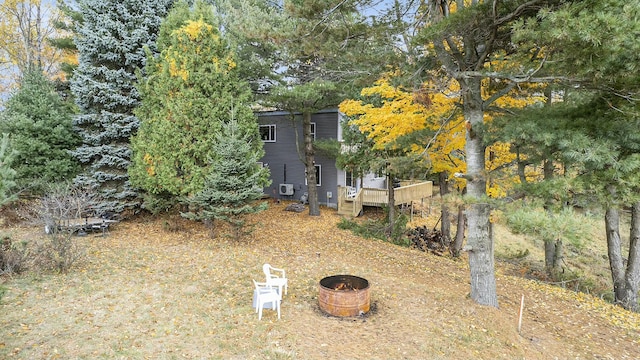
310,122 -> 316,140
260,124 -> 276,142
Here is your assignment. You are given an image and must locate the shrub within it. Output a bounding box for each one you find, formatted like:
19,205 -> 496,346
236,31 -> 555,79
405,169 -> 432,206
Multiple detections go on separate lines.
337,210 -> 410,246
32,232 -> 84,273
0,233 -> 29,275
27,183 -> 92,273
338,218 -> 387,240
504,205 -> 589,249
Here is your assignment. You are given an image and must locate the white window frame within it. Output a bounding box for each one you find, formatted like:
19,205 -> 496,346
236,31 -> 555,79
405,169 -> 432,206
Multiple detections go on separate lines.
310,122 -> 316,140
260,124 -> 276,142
305,164 -> 322,186
345,170 -> 355,187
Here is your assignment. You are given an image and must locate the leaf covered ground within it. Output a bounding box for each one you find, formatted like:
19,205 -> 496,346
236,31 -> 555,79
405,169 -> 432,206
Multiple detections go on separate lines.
1,201 -> 639,359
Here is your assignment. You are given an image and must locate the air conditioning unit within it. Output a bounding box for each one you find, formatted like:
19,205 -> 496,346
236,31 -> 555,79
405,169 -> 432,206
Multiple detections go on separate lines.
279,183 -> 294,196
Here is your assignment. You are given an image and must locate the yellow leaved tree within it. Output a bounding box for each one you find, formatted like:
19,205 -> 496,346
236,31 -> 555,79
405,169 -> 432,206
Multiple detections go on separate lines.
0,0 -> 71,96
339,69 -> 543,251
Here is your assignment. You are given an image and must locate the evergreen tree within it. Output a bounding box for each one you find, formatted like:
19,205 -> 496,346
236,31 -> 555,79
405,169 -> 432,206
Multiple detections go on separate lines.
0,134 -> 18,206
415,0 -> 571,307
71,0 -> 173,216
0,69 -> 80,193
50,0 -> 83,81
504,0 -> 640,311
222,0 -> 394,216
129,1 -> 261,210
182,118 -> 270,238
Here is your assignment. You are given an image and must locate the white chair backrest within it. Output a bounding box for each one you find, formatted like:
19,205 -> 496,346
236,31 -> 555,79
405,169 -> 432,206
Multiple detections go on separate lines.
346,186 -> 357,199
263,263 -> 272,278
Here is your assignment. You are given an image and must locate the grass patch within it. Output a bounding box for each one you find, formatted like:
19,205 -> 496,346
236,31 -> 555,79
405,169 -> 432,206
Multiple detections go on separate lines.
337,209 -> 409,246
0,202 -> 639,359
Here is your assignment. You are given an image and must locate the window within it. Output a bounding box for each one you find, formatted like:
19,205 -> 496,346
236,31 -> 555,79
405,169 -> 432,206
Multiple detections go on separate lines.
345,170 -> 354,187
310,122 -> 316,140
259,124 -> 276,142
305,164 -> 322,186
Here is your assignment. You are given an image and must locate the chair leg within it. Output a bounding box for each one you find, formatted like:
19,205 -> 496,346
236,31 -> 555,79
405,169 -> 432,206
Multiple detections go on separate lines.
258,303 -> 263,320
276,300 -> 281,319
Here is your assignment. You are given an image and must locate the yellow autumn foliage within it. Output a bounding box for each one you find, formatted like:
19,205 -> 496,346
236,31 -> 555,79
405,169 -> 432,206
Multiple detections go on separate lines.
340,70 -> 544,197
339,72 -> 467,188
164,19 -> 235,82
174,19 -> 214,41
168,56 -> 189,81
0,0 -> 71,90
143,153 -> 156,177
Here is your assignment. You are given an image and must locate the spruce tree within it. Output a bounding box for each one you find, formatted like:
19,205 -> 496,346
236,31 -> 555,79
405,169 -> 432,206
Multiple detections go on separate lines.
0,134 -> 17,206
0,70 -> 80,193
71,0 -> 173,215
182,118 -> 270,238
129,1 -> 262,210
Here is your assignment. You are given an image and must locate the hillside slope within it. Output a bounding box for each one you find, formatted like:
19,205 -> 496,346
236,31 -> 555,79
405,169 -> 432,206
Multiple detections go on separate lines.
1,202 -> 639,359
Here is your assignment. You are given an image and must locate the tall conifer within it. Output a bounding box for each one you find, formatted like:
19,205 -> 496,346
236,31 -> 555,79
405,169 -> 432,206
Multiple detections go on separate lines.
129,1 -> 262,210
0,70 -> 80,193
71,0 -> 173,215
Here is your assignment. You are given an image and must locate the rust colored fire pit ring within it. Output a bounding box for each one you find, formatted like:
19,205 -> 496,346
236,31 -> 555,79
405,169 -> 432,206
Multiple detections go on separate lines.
318,275 -> 370,317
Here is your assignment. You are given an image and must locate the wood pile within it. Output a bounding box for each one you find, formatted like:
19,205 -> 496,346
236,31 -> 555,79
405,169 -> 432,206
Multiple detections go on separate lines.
408,226 -> 446,255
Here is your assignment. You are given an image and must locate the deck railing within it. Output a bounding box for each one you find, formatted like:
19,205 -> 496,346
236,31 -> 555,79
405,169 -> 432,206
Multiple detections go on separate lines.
337,181 -> 433,217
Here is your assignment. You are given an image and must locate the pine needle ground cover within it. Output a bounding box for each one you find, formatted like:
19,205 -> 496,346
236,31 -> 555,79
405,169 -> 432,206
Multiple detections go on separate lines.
1,202 -> 639,359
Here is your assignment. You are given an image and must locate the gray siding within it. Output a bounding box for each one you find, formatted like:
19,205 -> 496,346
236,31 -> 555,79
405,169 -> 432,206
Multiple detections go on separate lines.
257,109 -> 340,208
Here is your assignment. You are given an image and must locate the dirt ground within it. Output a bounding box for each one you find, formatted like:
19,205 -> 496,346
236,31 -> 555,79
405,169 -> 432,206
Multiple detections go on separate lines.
1,201 -> 639,359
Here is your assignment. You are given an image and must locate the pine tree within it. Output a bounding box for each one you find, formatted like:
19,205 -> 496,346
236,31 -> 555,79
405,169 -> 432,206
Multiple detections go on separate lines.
129,1 -> 262,211
415,0 -> 571,307
222,0 -> 393,216
182,118 -> 270,238
503,0 -> 640,311
71,0 -> 173,216
0,69 -> 80,193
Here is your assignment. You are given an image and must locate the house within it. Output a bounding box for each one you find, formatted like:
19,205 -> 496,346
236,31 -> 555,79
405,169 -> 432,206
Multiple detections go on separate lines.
257,108 -> 344,208
257,108 -> 433,215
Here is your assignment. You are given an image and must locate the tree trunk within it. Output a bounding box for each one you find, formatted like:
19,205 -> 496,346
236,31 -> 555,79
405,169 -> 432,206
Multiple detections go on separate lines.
541,156 -> 564,278
554,239 -> 563,271
544,239 -> 563,278
623,201 -> 640,312
386,172 -> 396,236
452,204 -> 465,257
462,77 -> 498,307
544,239 -> 556,275
605,206 -> 626,305
439,172 -> 451,248
605,200 -> 640,312
303,112 -> 320,216
466,203 -> 496,306
515,148 -> 527,184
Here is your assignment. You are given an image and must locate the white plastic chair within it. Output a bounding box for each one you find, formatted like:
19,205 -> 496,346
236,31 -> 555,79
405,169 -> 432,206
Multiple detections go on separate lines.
253,280 -> 281,320
346,186 -> 357,200
263,263 -> 288,296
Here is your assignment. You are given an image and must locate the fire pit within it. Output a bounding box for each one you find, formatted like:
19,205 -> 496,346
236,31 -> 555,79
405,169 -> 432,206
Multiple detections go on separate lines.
318,275 -> 370,317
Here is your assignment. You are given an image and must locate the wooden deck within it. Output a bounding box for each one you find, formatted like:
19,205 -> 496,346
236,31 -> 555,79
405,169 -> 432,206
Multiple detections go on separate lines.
46,217 -> 118,236
337,181 -> 433,217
